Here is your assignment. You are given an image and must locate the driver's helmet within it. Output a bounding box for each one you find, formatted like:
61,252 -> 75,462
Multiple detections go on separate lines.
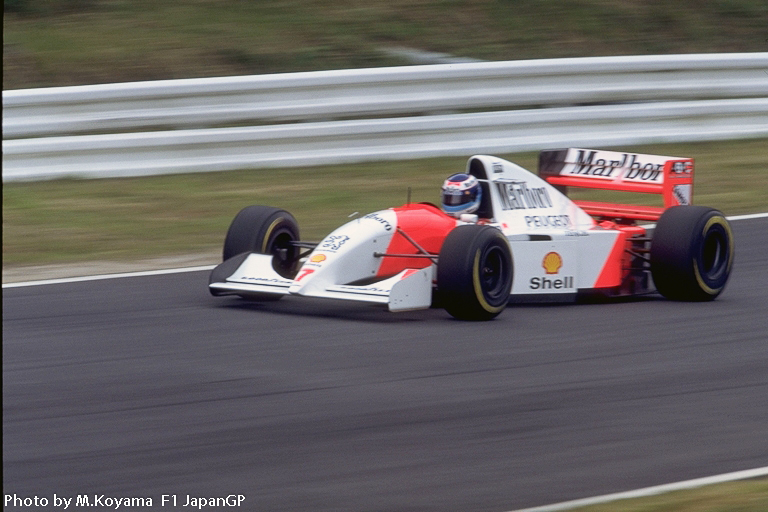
441,173 -> 482,216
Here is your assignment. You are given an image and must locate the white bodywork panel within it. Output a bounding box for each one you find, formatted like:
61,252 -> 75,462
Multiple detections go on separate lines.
211,209 -> 436,311
210,252 -> 434,312
211,253 -> 293,295
288,210 -> 398,297
469,155 -> 595,232
464,156 -> 621,294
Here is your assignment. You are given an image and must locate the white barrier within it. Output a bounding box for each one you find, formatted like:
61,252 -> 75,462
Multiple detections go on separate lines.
4,98 -> 767,182
3,53 -> 768,181
4,53 -> 767,138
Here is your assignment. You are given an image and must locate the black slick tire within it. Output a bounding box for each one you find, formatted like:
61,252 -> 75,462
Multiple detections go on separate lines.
650,206 -> 734,301
437,225 -> 513,320
222,205 -> 301,279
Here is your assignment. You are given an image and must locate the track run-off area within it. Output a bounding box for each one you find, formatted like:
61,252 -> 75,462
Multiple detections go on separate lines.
3,214 -> 767,511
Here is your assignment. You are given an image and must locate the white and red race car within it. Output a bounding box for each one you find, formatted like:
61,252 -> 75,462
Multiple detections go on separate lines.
209,148 -> 734,320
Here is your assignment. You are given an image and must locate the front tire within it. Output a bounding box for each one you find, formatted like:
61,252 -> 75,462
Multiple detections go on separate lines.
650,206 -> 734,301
222,205 -> 301,279
437,225 -> 513,320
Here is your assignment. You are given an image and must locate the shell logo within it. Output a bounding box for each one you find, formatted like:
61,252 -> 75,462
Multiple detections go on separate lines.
310,253 -> 327,263
542,252 -> 563,274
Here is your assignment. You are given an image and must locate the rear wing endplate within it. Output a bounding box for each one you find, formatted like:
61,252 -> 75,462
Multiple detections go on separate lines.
538,148 -> 693,221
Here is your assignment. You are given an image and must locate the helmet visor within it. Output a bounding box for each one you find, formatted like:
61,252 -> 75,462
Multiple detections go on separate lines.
443,190 -> 477,206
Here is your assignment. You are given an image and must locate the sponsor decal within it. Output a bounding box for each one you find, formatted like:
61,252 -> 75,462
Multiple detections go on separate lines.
310,253 -> 327,263
542,252 -> 563,274
239,276 -> 292,285
525,215 -> 572,229
567,150 -> 664,183
363,212 -> 394,231
670,161 -> 693,175
336,285 -> 388,293
529,251 -> 574,290
492,162 -> 504,173
673,184 -> 692,206
320,235 -> 350,251
495,181 -> 553,211
295,269 -> 315,282
529,275 -> 574,290
571,150 -> 624,177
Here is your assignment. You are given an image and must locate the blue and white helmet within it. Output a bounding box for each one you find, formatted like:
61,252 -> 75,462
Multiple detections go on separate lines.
441,173 -> 482,216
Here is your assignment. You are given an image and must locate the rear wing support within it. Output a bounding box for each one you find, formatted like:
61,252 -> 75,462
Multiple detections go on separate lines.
538,148 -> 694,222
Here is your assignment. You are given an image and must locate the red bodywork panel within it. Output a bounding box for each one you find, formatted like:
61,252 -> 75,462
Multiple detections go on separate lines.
376,203 -> 457,277
592,222 -> 647,288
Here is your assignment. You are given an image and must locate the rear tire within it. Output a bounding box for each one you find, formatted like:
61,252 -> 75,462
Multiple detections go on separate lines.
437,225 -> 513,320
222,205 -> 301,278
650,206 -> 734,301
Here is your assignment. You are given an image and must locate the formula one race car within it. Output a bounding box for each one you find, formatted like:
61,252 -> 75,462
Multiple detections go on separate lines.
209,148 -> 734,320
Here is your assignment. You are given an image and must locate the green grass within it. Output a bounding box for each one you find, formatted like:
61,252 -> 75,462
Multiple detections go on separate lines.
4,0 -> 768,89
3,139 -> 767,268
567,477 -> 768,512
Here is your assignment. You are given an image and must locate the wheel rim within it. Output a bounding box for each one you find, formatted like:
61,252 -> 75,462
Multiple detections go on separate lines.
480,245 -> 508,302
701,227 -> 729,280
269,230 -> 299,276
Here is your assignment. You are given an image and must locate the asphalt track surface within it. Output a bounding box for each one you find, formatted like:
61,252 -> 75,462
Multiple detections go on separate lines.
4,217 -> 767,512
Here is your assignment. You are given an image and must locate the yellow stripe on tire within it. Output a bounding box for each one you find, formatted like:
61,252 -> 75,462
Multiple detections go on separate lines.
472,248 -> 505,314
693,215 -> 734,295
261,217 -> 283,253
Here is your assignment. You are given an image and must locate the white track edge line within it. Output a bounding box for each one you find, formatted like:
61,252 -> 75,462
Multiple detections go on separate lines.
4,212 -> 767,289
2,265 -> 216,289
725,212 -> 768,221
508,466 -> 768,512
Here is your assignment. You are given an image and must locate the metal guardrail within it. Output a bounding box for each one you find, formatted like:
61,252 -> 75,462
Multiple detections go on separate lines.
3,53 -> 768,181
5,98 -> 767,182
4,53 -> 767,138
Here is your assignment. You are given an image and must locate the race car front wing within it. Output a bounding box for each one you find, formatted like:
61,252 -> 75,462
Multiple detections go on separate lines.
209,253 -> 434,312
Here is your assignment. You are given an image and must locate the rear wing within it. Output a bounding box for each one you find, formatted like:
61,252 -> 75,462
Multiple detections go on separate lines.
538,148 -> 693,221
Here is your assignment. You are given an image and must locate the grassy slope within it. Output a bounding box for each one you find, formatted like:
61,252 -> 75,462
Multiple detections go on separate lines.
3,139 -> 767,267
4,0 -> 768,89
570,477 -> 768,512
